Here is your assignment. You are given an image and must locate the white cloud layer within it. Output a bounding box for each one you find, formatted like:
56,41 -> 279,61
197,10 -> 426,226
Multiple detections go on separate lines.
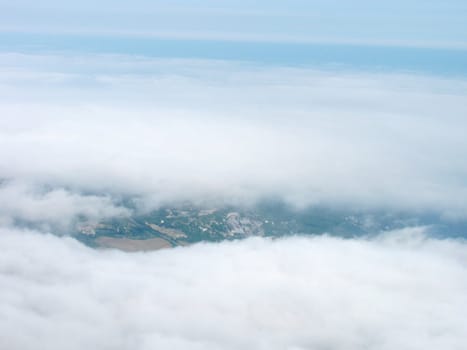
1,52 -> 466,350
0,227 -> 466,350
0,53 -> 467,226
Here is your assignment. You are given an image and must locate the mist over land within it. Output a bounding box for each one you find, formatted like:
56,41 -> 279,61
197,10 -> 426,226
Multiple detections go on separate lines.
1,54 -> 467,231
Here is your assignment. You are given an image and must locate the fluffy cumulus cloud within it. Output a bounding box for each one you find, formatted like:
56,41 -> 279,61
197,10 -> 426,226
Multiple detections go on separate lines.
0,181 -> 130,230
0,227 -> 466,350
0,53 -> 467,227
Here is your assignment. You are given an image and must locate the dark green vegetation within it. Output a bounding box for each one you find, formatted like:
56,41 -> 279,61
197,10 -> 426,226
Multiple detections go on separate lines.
75,201 -> 467,249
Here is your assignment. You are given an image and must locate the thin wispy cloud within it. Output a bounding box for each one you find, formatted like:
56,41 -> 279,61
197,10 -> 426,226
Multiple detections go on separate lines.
2,0 -> 466,49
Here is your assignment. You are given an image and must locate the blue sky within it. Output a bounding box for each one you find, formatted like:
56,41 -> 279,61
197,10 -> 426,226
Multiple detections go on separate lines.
1,0 -> 466,75
2,0 -> 466,45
